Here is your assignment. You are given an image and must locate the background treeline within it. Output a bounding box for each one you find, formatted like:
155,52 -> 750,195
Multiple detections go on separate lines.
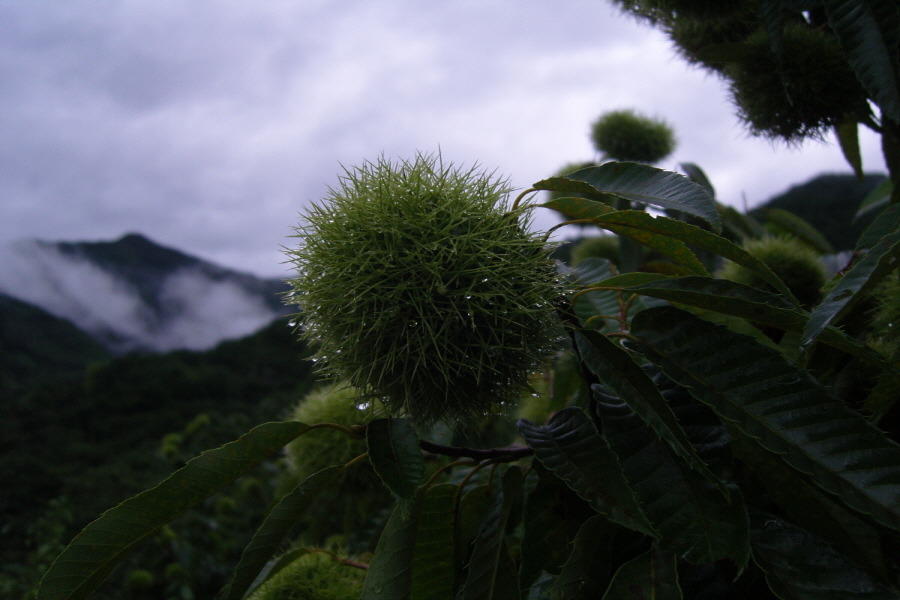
1,312 -> 316,598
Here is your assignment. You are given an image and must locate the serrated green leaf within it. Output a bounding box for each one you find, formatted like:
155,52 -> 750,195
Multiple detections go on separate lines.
584,272 -> 672,289
572,258 -> 648,333
628,306 -> 900,533
517,408 -> 657,537
601,547 -> 681,600
459,467 -> 525,600
598,219 -> 709,276
801,230 -> 900,351
456,484 -> 494,575
718,204 -> 766,241
865,369 -> 900,422
617,277 -> 892,369
367,418 -> 425,501
537,162 -> 720,231
750,511 -> 897,600
837,120 -> 865,179
576,330 -> 729,499
856,179 -> 893,220
519,465 -> 594,589
541,197 -> 616,221
591,211 -> 799,305
362,496 -> 420,600
410,484 -> 456,600
730,432 -> 887,578
549,515 -> 615,600
221,464 -> 346,600
824,0 -> 900,123
680,163 -> 716,199
37,421 -> 312,600
857,202 -> 900,250
597,392 -> 750,566
765,208 -> 835,255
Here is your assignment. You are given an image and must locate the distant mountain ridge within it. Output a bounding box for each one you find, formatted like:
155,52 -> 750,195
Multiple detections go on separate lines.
0,233 -> 293,354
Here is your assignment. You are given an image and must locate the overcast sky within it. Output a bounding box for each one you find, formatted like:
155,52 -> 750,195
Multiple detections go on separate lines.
0,1 -> 887,277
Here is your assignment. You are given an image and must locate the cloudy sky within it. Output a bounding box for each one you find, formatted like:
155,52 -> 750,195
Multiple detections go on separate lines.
0,1 -> 887,277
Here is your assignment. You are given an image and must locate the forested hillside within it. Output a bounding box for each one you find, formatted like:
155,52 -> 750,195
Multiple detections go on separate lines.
1,315 -> 317,597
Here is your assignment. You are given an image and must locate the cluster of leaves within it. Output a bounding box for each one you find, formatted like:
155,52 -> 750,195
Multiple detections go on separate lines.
37,154 -> 900,599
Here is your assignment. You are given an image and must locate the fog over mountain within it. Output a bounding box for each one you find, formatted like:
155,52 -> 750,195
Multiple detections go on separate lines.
0,233 -> 292,353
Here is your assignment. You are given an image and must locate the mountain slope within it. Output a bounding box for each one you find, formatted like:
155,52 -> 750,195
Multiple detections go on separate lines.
0,233 -> 293,354
0,293 -> 109,398
751,173 -> 886,251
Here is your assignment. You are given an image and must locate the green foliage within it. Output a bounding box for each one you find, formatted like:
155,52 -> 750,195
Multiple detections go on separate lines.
590,109 -> 676,163
570,235 -> 620,267
246,551 -> 365,600
718,236 -> 827,307
285,153 -> 563,422
870,273 -> 900,358
0,292 -> 108,399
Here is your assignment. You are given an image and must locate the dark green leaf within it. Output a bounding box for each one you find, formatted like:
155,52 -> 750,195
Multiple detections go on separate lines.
750,511 -> 897,599
541,197 -> 616,221
597,219 -> 709,276
718,204 -> 766,241
680,163 -> 715,199
584,272 -> 672,289
857,202 -> 900,250
765,208 -> 835,255
538,162 -> 720,231
519,465 -> 594,588
456,484 -> 494,575
410,484 -> 456,600
367,418 -> 425,501
549,515 -> 615,600
597,391 -> 751,566
628,306 -> 900,533
856,179 -> 893,220
518,408 -> 657,537
591,211 -> 799,305
617,277 -> 892,369
459,467 -> 525,600
801,230 -> 900,351
824,0 -> 900,123
601,547 -> 681,600
836,120 -> 865,179
730,432 -> 887,577
572,259 -> 648,333
221,464 -> 346,600
576,330 -> 728,499
38,421 -> 312,600
362,496 -> 420,600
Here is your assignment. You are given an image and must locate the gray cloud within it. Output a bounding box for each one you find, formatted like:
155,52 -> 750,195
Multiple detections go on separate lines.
0,1 -> 887,276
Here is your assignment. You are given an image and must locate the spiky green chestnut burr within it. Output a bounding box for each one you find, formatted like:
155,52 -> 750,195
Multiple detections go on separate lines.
717,236 -> 827,308
247,551 -> 365,600
590,109 -> 676,164
283,383 -> 373,487
285,153 -> 562,422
